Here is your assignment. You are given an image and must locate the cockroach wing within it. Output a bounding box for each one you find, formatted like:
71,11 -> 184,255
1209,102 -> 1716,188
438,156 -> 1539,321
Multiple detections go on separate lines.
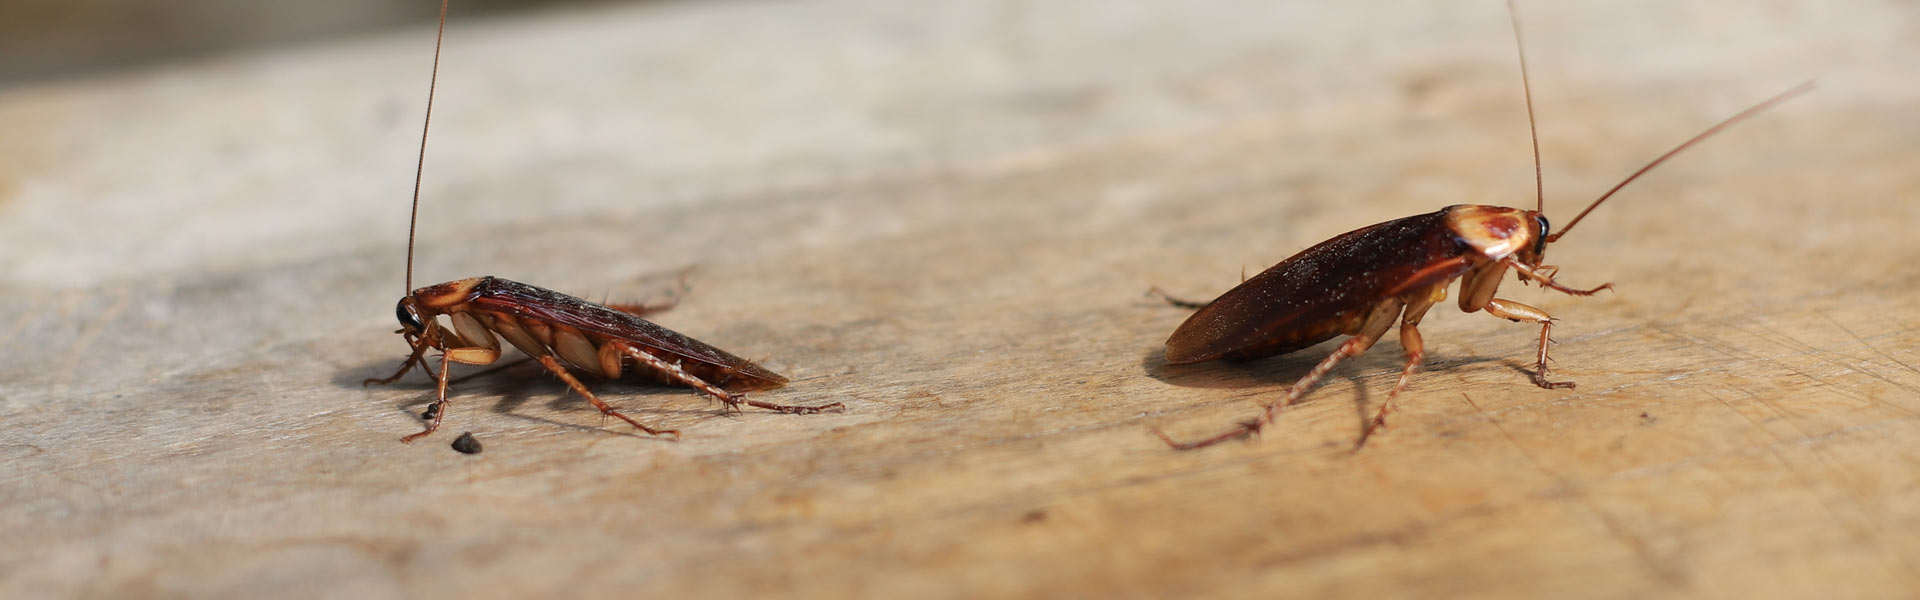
1165,207 -> 1476,363
467,277 -> 789,388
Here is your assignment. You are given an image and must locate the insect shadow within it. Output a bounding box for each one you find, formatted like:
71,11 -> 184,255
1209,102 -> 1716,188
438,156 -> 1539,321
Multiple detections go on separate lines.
1138,340 -> 1506,431
333,357 -> 737,439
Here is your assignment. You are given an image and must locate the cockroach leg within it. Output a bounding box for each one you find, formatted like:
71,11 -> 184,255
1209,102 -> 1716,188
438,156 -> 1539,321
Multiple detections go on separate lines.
1507,259 -> 1611,296
1158,298 -> 1404,451
607,301 -> 676,318
1355,288 -> 1443,450
1484,298 -> 1573,389
447,357 -> 533,385
401,350 -> 457,443
535,355 -> 680,440
612,342 -> 845,415
364,336 -> 432,386
1146,286 -> 1210,310
607,267 -> 695,317
741,397 -> 845,415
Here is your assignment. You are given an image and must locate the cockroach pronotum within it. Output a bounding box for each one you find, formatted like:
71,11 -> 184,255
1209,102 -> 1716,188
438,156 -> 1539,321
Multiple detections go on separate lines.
1153,3 -> 1811,451
365,1 -> 840,443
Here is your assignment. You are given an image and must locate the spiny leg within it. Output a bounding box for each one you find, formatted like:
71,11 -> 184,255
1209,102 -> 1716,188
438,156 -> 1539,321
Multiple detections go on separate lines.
1156,299 -> 1402,451
607,267 -> 694,317
1156,337 -> 1370,450
535,355 -> 680,440
615,342 -> 843,414
606,300 -> 676,318
1507,259 -> 1612,296
1355,295 -> 1438,451
1484,298 -> 1573,389
364,337 -> 432,386
401,350 -> 456,443
1145,286 -> 1210,310
447,357 -> 532,385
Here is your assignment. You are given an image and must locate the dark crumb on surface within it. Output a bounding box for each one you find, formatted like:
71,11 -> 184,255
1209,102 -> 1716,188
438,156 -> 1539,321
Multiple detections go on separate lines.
421,404 -> 439,421
452,432 -> 483,454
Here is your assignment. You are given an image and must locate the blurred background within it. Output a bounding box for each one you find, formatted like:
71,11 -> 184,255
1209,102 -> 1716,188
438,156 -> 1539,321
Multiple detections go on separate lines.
0,0 -> 625,86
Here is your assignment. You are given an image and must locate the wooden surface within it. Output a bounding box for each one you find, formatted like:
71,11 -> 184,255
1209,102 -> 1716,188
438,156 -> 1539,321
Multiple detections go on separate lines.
3,0 -> 1917,597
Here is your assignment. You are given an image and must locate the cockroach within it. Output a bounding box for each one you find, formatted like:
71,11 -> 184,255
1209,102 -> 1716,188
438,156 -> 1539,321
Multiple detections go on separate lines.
365,0 -> 840,443
1153,3 -> 1810,451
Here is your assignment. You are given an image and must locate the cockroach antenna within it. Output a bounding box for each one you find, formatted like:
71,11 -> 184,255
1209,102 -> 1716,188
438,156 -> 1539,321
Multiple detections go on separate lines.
405,0 -> 450,294
1506,0 -> 1545,214
1546,80 -> 1813,242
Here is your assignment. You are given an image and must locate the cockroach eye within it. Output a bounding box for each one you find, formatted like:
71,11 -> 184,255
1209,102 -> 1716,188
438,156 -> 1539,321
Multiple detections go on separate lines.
1532,215 -> 1551,256
396,300 -> 424,332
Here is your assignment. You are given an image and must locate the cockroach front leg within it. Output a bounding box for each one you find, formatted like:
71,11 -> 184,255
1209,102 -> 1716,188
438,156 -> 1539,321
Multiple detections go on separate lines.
398,315 -> 503,442
1508,259 -> 1612,297
401,350 -> 457,443
1483,298 -> 1573,390
364,335 -> 434,386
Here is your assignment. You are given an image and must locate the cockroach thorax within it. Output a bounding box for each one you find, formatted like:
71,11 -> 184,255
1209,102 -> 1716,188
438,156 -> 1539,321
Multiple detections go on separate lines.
412,277 -> 486,310
1444,204 -> 1544,263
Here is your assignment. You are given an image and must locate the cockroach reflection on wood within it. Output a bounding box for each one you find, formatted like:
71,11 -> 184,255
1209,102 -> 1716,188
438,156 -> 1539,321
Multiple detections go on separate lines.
1152,4 -> 1810,451
364,0 -> 840,443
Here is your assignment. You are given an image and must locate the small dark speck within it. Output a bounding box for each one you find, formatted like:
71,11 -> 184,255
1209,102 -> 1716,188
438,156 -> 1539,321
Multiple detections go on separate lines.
1021,509 -> 1048,524
1639,412 -> 1658,426
452,432 -> 483,454
421,404 -> 439,421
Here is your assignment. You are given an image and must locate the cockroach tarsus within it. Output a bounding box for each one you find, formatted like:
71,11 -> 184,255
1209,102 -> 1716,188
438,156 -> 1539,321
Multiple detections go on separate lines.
364,0 -> 840,444
1151,2 -> 1811,451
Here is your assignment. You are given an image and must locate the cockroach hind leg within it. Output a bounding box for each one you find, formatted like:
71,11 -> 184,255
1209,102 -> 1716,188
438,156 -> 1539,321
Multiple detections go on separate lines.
1152,420 -> 1262,451
1530,368 -> 1575,390
615,342 -> 841,416
608,266 -> 697,317
1145,286 -> 1210,310
741,396 -> 845,415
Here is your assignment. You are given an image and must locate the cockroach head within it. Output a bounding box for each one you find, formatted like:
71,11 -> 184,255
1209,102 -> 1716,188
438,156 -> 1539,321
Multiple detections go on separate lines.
1519,213 -> 1550,267
395,278 -> 484,335
395,296 -> 427,335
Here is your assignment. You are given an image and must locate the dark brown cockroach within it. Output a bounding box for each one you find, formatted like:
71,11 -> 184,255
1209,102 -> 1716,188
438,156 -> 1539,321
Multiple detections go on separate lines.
365,1 -> 839,443
1154,5 -> 1810,451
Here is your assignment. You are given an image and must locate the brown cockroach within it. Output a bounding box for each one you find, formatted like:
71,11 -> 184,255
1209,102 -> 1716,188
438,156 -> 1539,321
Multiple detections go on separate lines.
365,0 -> 840,443
1153,4 -> 1810,451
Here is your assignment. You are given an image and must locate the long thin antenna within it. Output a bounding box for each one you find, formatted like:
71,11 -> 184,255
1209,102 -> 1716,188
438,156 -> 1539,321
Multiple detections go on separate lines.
1506,0 -> 1544,214
1546,80 -> 1812,242
406,0 -> 450,293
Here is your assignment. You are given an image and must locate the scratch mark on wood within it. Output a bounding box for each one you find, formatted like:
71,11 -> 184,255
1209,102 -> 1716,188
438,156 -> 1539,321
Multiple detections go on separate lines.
1817,310 -> 1920,381
1457,393 -> 1685,587
1729,319 -> 1920,415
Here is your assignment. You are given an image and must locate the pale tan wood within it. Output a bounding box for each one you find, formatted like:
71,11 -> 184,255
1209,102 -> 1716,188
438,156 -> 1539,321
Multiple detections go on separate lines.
2,0 -> 1917,598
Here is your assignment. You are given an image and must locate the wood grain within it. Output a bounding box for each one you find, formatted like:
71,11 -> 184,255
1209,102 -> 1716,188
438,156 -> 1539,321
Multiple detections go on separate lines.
3,0 -> 1917,598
